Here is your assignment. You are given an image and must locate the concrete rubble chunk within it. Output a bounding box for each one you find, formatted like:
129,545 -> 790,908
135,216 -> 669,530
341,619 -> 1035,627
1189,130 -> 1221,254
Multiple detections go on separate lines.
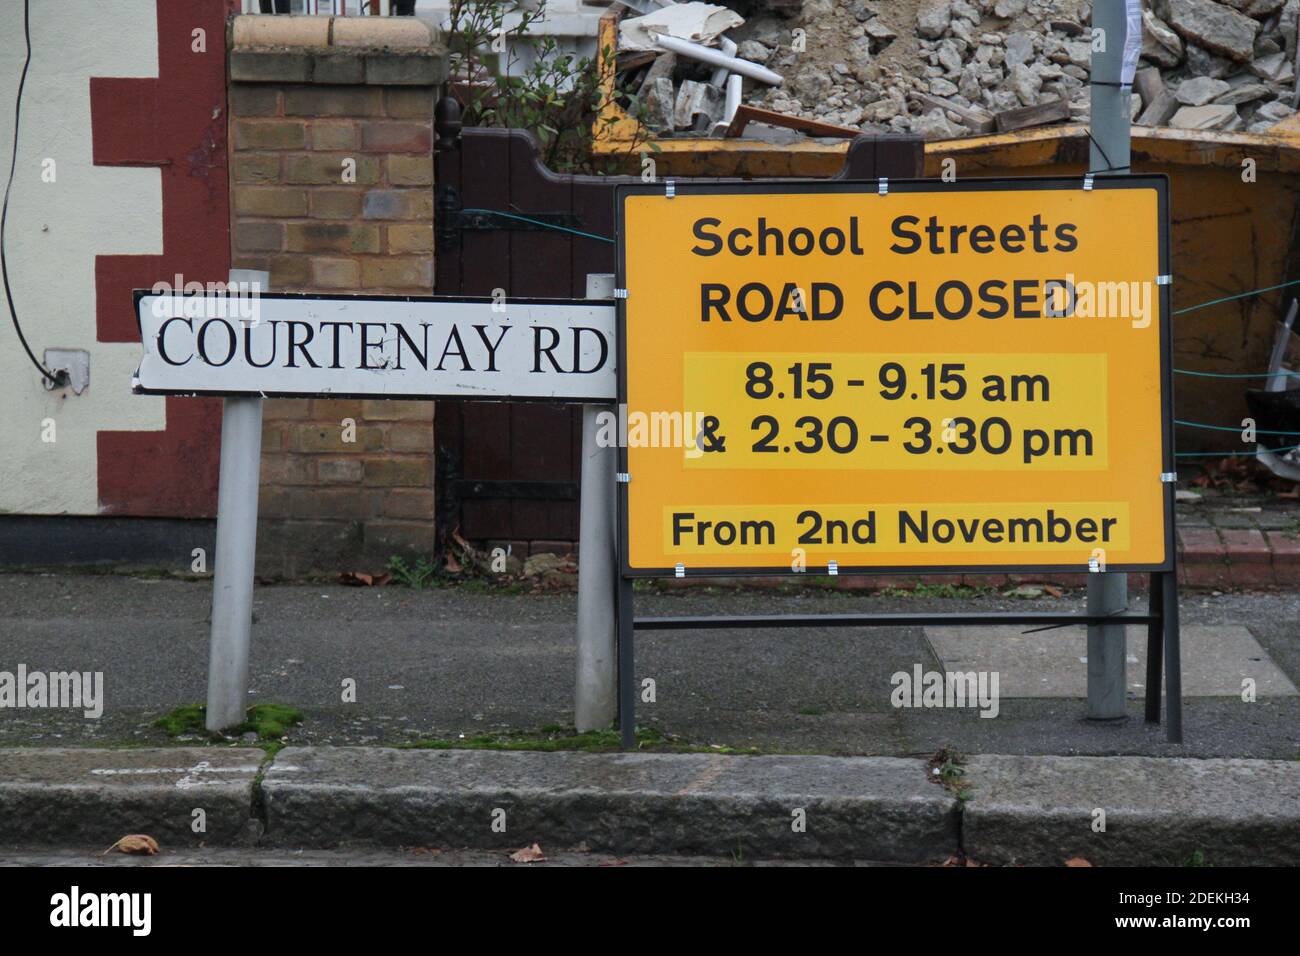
865,18 -> 898,40
1134,66 -> 1165,107
674,80 -> 724,129
1185,43 -> 1237,78
1006,62 -> 1043,106
1170,102 -> 1245,129
1255,98 -> 1298,122
914,106 -> 964,137
993,0 -> 1027,17
1137,88 -> 1182,125
1004,31 -> 1035,67
1176,75 -> 1231,105
261,748 -> 961,861
1215,82 -> 1272,104
962,755 -> 1300,866
1165,0 -> 1261,62
644,77 -> 675,130
917,0 -> 953,40
1221,0 -> 1286,15
1250,50 -> 1296,82
1142,10 -> 1186,68
0,748 -> 262,845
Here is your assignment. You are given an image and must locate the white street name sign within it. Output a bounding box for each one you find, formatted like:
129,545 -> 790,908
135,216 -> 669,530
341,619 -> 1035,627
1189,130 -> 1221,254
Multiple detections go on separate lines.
133,291 -> 616,401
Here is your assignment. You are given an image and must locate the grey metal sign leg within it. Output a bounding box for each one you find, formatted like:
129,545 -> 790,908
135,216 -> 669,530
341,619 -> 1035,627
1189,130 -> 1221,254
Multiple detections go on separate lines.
575,273 -> 619,733
575,403 -> 618,731
1085,0 -> 1134,723
205,393 -> 263,731
205,269 -> 267,732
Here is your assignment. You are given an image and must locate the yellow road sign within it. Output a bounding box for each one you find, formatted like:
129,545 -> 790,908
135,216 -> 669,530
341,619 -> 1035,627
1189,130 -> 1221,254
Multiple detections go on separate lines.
616,177 -> 1172,576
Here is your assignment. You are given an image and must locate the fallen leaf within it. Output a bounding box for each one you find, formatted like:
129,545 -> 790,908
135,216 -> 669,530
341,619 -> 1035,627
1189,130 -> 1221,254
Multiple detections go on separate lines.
509,843 -> 547,863
1043,585 -> 1063,598
338,571 -> 373,586
103,834 -> 159,856
1065,857 -> 1092,867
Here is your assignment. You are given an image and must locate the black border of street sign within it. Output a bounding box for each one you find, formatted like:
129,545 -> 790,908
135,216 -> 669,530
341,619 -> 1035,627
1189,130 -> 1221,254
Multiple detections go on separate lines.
131,290 -> 617,404
614,174 -> 1175,579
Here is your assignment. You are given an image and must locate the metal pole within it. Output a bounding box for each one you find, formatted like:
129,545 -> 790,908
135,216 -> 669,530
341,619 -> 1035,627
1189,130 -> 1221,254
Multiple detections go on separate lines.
618,576 -> 636,749
1085,0 -> 1134,721
205,270 -> 267,731
1163,560 -> 1183,742
1144,571 -> 1164,724
575,273 -> 618,731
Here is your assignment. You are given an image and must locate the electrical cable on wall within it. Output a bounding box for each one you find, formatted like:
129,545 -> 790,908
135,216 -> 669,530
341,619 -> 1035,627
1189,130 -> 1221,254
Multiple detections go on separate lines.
2,0 -> 65,387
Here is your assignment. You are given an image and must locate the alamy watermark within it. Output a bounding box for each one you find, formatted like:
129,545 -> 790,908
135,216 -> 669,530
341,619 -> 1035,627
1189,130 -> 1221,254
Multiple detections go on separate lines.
891,664 -> 999,718
149,274 -> 262,326
0,664 -> 103,718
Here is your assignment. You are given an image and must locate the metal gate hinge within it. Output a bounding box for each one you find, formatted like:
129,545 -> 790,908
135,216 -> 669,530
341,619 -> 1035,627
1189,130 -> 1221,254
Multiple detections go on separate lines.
1156,274 -> 1172,286
877,177 -> 888,196
613,288 -> 629,299
665,179 -> 676,199
1161,472 -> 1177,482
674,563 -> 685,578
1083,174 -> 1095,191
827,560 -> 839,576
616,472 -> 630,483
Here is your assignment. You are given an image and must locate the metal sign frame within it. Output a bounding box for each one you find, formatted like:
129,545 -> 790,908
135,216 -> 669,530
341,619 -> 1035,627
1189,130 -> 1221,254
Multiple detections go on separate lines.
611,175 -> 1182,748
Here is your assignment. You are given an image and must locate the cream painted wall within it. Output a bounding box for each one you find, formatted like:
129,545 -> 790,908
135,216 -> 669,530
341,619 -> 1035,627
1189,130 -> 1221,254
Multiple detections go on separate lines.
0,0 -> 166,515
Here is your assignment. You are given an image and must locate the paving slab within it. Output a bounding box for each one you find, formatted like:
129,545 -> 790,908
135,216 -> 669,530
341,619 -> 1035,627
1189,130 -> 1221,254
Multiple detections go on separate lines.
925,624 -> 1298,698
962,754 -> 1300,866
0,748 -> 263,846
261,747 -> 959,861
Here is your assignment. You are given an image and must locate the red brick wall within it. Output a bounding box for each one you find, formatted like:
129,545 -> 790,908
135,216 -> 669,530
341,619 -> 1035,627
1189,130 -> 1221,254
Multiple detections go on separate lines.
227,25 -> 445,577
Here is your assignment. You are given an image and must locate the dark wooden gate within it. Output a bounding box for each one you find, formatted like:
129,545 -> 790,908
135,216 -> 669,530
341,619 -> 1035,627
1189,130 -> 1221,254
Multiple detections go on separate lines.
432,99 -> 924,555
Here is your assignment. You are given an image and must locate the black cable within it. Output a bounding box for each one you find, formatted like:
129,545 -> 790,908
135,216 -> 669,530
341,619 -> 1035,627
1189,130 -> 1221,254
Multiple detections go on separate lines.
2,0 -> 64,386
1085,128 -> 1130,175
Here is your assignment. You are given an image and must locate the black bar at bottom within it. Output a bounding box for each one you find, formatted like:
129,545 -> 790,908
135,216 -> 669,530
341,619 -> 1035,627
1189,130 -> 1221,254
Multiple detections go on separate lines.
634,611 -> 1158,631
618,577 -> 636,750
1163,568 -> 1183,743
1145,572 -> 1164,724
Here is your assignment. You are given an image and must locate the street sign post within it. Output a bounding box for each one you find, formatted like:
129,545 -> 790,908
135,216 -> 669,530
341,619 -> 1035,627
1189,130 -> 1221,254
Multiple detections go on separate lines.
135,285 -> 617,731
614,176 -> 1180,745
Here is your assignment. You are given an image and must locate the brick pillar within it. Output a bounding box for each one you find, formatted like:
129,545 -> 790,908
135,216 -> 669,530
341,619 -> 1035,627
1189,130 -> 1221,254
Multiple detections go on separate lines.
227,15 -> 447,578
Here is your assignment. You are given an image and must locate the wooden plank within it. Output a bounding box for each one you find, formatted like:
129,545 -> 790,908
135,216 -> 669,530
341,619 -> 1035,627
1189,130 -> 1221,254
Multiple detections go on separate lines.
726,104 -> 863,139
994,98 -> 1070,133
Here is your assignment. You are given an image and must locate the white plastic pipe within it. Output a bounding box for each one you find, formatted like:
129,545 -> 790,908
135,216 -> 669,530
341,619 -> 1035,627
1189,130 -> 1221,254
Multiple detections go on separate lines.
654,34 -> 783,86
724,73 -> 742,125
710,37 -> 737,87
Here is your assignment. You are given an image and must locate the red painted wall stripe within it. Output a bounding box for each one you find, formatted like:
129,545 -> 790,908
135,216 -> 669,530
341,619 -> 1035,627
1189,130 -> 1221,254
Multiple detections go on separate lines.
92,0 -> 239,517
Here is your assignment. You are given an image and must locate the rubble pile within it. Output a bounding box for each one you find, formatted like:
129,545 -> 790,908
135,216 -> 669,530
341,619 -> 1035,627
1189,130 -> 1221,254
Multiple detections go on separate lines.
616,0 -> 1300,141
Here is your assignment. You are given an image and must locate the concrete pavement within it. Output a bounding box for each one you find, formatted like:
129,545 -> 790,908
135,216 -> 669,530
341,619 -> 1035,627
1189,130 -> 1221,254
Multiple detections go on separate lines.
1,572 -> 1299,757
2,745 -> 1298,865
